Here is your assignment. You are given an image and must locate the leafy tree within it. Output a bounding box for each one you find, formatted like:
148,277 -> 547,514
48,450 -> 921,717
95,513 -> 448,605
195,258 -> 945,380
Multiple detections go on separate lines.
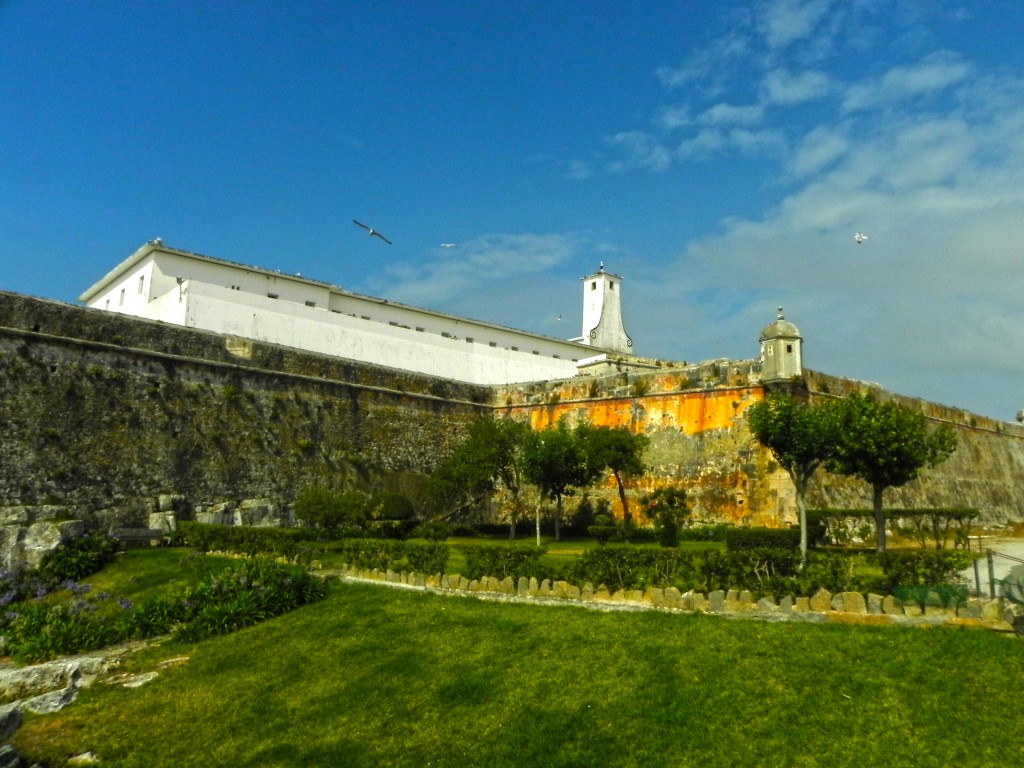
295,487 -> 374,549
828,393 -> 958,552
523,421 -> 596,544
746,393 -> 838,568
427,417 -> 530,536
641,487 -> 690,548
575,424 -> 648,542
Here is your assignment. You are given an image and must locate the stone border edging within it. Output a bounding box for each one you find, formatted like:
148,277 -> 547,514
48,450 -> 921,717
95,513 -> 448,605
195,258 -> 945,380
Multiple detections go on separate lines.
325,565 -> 1020,632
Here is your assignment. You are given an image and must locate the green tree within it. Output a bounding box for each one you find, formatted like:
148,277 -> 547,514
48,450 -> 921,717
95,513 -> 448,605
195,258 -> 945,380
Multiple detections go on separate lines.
294,487 -> 374,549
641,487 -> 690,548
828,393 -> 958,553
746,393 -> 838,568
575,424 -> 648,542
427,417 -> 530,536
523,421 -> 595,544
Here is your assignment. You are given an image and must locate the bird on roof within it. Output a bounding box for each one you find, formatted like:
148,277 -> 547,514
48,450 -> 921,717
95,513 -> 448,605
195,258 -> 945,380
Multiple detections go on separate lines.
854,232 -> 868,243
353,220 -> 392,244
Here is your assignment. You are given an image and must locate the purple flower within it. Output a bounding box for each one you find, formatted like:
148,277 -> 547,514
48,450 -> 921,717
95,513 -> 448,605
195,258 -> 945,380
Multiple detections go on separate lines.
35,586 -> 48,599
117,597 -> 132,610
0,589 -> 18,607
96,591 -> 110,601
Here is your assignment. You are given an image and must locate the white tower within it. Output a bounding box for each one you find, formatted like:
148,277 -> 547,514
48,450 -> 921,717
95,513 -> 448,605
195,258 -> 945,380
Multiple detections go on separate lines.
759,307 -> 802,381
579,263 -> 632,353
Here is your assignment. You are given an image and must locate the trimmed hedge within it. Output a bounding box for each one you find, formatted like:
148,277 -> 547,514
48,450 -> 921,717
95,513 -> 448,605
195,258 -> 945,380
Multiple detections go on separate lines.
178,522 -> 308,560
458,544 -> 547,581
335,539 -> 450,576
724,527 -> 801,551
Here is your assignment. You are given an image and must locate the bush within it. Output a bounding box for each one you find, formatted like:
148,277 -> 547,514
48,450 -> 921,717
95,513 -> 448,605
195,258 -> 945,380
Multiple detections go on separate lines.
38,533 -> 120,583
588,514 -> 617,546
410,520 -> 452,541
457,544 -> 546,580
641,488 -> 690,548
177,522 -> 305,560
724,527 -> 800,551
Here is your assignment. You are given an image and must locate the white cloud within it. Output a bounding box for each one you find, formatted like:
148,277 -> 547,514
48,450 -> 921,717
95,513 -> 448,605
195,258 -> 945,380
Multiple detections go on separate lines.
757,0 -> 835,49
789,126 -> 849,176
843,51 -> 972,111
697,103 -> 765,126
605,131 -> 672,172
761,68 -> 831,104
373,233 -> 579,310
655,30 -> 751,92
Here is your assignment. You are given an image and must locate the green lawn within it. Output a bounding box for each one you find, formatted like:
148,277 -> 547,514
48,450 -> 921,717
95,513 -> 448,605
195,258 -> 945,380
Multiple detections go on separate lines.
11,555 -> 1024,768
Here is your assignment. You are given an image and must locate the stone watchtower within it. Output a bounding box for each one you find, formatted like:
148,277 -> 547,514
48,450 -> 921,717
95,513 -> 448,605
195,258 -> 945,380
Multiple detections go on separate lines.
579,263 -> 632,353
759,307 -> 802,382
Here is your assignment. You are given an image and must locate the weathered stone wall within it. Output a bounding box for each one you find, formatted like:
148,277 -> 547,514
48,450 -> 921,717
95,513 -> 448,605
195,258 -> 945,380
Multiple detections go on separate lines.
0,292 -> 488,540
2,289 -> 1022,569
496,363 -> 1024,526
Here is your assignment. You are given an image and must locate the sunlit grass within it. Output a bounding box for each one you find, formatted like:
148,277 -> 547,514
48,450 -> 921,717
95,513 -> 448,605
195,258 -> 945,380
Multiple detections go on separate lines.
12,563 -> 1024,768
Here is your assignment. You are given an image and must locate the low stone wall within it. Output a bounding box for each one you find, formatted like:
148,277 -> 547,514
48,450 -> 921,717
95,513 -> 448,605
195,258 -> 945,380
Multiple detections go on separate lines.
336,565 -> 1020,632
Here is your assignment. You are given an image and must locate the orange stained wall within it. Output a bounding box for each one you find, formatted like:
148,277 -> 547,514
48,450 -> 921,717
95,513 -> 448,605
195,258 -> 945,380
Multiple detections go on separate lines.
509,387 -> 765,435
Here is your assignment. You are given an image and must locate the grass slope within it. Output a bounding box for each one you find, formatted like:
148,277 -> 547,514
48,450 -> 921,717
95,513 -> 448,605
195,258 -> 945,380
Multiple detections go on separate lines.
13,576 -> 1024,768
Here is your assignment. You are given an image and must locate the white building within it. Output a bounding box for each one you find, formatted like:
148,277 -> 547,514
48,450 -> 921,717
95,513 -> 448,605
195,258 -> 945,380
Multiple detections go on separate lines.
79,241 -> 624,385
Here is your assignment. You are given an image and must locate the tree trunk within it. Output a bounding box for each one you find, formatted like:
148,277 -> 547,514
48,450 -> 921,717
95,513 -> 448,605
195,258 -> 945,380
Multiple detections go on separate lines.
535,501 -> 542,547
554,495 -> 562,541
613,470 -> 630,543
873,485 -> 887,553
795,478 -> 808,571
509,511 -> 516,540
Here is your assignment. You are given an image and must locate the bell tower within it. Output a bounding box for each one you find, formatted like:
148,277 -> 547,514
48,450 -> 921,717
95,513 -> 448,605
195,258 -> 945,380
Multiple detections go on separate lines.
580,263 -> 632,353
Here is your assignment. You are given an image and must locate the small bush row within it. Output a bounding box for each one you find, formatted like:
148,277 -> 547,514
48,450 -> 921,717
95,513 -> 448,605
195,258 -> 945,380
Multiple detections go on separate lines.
0,557 -> 326,663
178,522 -> 310,560
334,539 -> 450,575
457,544 -> 547,581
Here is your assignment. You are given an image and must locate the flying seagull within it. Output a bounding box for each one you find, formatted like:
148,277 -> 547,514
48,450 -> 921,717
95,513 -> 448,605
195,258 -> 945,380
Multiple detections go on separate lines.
854,232 -> 868,244
440,243 -> 457,248
353,220 -> 392,245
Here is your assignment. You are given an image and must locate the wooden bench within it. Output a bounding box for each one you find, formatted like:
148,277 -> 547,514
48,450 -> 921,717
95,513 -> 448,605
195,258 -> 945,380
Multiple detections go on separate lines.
112,528 -> 166,549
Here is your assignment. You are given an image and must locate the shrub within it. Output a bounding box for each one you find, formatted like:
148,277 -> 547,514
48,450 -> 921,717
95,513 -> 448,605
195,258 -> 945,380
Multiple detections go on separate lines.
641,488 -> 690,548
588,514 -> 617,546
38,533 -> 120,583
404,542 -> 450,575
458,544 -> 546,580
410,520 -> 452,541
177,522 -> 305,560
724,527 -> 800,551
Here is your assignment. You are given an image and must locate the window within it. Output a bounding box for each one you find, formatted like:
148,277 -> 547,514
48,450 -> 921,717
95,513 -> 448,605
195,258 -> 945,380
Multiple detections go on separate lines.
305,301 -> 316,307
268,293 -> 279,299
416,327 -> 424,332
786,344 -> 793,354
766,346 -> 774,356
466,337 -> 474,343
489,341 -> 497,347
609,281 -> 615,290
511,346 -> 519,351
137,275 -> 145,294
591,282 -> 597,290
119,288 -> 125,307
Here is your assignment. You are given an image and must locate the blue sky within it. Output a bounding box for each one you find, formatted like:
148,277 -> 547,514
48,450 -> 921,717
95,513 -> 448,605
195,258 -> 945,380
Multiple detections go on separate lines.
2,1 -> 1023,420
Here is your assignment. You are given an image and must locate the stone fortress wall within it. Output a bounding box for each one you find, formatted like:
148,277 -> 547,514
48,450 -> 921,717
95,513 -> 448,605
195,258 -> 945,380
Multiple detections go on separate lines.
2,290 -> 1023,568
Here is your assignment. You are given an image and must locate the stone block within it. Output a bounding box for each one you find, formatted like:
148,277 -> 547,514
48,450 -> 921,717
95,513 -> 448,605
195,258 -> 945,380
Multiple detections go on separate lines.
468,579 -> 480,592
663,586 -> 682,610
691,592 -> 708,612
581,583 -> 594,601
528,576 -> 539,597
778,595 -> 793,613
626,589 -> 645,604
756,597 -> 777,612
903,604 -> 923,617
611,590 -> 626,603
839,592 -> 867,614
539,579 -> 551,597
867,593 -> 884,614
649,587 -> 664,607
518,576 -> 530,595
809,588 -> 833,613
0,704 -> 22,741
708,590 -> 725,612
595,585 -> 612,601
882,595 -> 902,614
794,596 -> 810,612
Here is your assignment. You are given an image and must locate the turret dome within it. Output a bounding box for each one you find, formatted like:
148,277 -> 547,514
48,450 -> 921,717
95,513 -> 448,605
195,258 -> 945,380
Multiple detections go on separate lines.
759,307 -> 801,341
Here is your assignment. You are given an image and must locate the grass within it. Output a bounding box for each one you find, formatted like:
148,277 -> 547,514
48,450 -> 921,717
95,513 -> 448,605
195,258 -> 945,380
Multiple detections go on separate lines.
10,551 -> 1024,768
